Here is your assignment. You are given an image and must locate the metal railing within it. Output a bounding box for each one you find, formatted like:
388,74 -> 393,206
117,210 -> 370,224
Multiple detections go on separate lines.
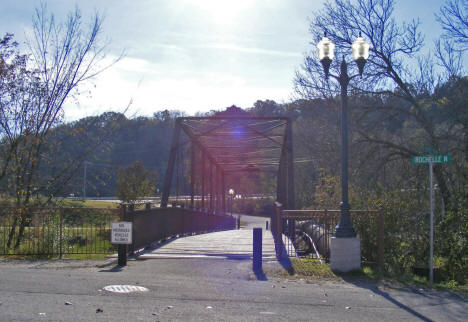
0,207 -> 120,256
282,209 -> 340,261
122,204 -> 236,254
271,203 -> 384,269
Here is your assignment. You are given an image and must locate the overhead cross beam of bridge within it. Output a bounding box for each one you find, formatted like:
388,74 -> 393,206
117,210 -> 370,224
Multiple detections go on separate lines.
160,106 -> 295,212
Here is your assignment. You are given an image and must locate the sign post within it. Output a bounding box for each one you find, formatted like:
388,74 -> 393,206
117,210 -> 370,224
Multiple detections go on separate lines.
429,162 -> 434,284
111,222 -> 133,266
412,154 -> 450,283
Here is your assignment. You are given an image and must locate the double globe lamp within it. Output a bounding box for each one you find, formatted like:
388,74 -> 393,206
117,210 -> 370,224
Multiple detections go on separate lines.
316,33 -> 370,238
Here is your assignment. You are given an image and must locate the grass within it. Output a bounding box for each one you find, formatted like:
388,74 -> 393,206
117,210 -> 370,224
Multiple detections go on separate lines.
0,227 -> 117,257
267,257 -> 468,294
59,199 -> 120,209
267,258 -> 339,280
360,266 -> 468,294
61,253 -> 110,260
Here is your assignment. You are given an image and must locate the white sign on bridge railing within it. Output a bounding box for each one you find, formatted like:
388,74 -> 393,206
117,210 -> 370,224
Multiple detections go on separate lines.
111,222 -> 132,244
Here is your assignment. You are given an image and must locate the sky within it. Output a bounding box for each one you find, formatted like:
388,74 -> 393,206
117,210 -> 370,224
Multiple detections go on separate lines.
1,0 -> 452,121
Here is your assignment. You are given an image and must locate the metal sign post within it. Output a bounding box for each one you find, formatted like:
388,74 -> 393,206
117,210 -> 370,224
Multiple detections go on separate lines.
412,154 -> 450,283
429,162 -> 434,283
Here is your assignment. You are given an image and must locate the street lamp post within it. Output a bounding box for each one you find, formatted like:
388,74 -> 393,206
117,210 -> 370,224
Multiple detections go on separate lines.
228,188 -> 234,216
317,33 -> 369,238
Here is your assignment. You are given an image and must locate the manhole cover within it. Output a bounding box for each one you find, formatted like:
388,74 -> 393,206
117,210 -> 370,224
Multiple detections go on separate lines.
103,285 -> 149,293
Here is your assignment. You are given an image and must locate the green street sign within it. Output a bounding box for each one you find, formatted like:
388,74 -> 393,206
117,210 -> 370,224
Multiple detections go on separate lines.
412,155 -> 451,164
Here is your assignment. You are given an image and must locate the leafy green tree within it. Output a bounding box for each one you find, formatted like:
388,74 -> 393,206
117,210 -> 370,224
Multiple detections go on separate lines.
116,161 -> 157,204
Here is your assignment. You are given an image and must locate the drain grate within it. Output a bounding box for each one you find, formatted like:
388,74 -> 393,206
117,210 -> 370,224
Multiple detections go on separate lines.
103,285 -> 149,293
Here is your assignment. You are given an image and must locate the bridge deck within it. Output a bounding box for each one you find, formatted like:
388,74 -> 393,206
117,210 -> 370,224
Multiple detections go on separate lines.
137,228 -> 278,260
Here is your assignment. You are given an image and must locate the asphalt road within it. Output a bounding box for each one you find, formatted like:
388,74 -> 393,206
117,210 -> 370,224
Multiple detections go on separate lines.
0,255 -> 467,322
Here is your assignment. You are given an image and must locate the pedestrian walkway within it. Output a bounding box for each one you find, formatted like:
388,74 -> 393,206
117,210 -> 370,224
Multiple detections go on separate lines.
138,228 -> 278,260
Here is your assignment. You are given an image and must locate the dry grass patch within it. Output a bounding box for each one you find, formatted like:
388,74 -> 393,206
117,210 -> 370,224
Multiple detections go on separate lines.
266,258 -> 340,281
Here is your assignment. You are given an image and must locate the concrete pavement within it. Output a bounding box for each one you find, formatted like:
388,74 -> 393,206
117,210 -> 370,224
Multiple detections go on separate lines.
0,257 -> 467,321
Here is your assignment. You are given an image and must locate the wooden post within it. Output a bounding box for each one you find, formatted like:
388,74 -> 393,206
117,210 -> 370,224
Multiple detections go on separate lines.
378,210 -> 384,272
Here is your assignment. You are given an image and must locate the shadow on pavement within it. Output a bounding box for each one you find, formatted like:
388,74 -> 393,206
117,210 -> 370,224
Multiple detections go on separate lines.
98,264 -> 125,273
370,287 -> 433,322
253,267 -> 268,281
340,275 -> 454,322
271,233 -> 293,273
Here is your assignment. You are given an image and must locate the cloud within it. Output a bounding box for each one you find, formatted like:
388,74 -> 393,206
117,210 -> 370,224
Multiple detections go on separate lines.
63,55 -> 292,120
198,43 -> 302,58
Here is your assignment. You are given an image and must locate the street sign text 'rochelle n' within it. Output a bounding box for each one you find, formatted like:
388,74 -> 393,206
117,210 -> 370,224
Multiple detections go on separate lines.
412,155 -> 451,164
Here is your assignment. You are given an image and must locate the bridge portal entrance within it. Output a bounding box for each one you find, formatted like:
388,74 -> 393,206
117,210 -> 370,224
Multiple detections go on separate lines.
160,106 -> 294,212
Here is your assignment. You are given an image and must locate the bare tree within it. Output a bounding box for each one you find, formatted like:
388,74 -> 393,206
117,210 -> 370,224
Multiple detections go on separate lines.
434,0 -> 467,77
437,0 -> 468,51
0,4 -> 121,249
295,0 -> 425,101
294,0 -> 468,211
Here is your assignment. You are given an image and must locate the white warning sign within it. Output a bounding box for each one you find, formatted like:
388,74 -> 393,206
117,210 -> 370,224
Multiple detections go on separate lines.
111,222 -> 133,244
